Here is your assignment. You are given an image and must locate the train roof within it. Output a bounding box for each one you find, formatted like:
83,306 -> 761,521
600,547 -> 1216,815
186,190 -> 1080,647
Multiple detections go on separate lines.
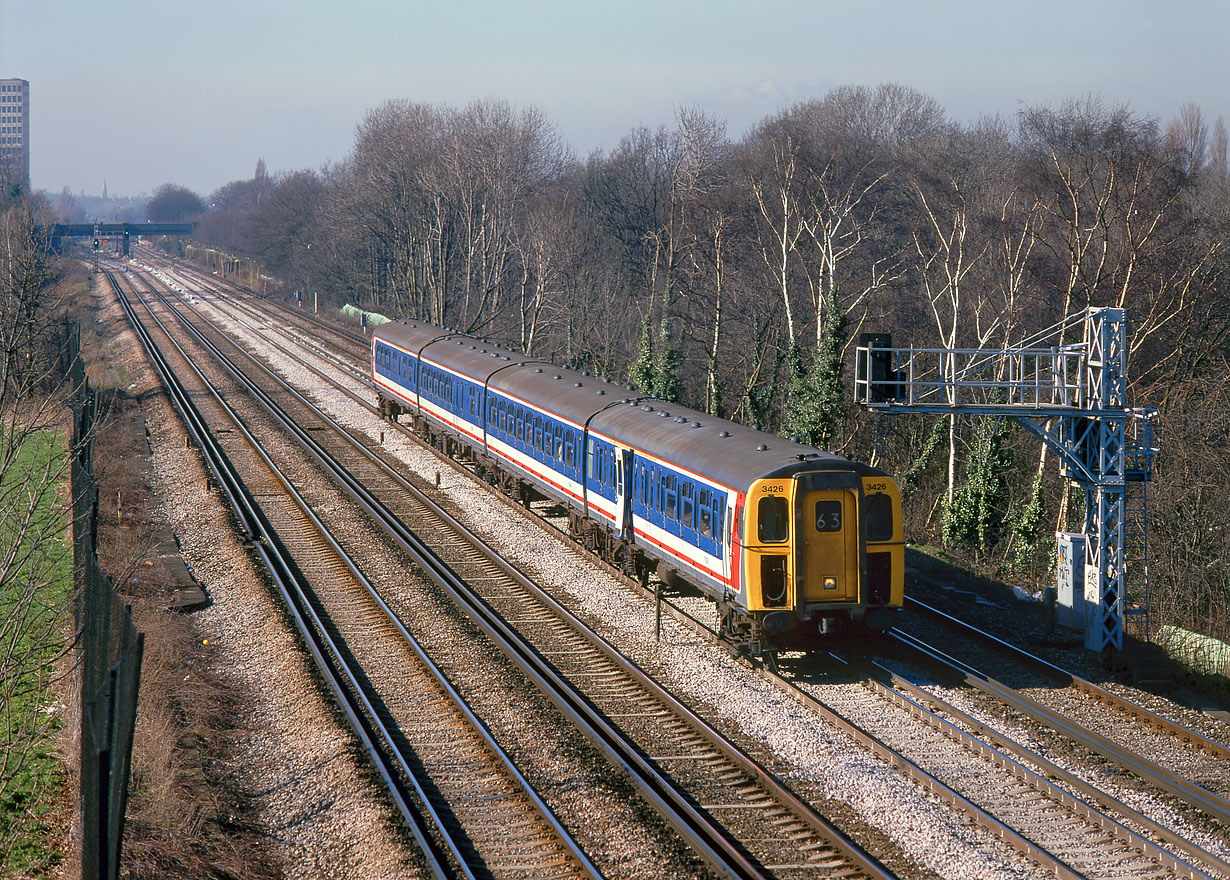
374,320 -> 492,363
588,396 -> 874,489
372,320 -> 883,489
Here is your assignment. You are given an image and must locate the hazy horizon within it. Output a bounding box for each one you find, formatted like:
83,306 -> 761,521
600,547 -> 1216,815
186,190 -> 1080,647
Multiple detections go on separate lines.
3,0 -> 1227,199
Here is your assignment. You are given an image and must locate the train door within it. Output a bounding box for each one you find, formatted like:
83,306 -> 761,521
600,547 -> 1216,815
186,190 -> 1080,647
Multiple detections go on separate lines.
800,488 -> 859,603
614,448 -> 633,540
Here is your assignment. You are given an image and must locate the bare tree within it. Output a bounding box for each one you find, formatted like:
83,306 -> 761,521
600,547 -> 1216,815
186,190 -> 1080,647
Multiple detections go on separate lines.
1210,117 -> 1229,183
1166,103 -> 1209,177
909,134 -> 992,505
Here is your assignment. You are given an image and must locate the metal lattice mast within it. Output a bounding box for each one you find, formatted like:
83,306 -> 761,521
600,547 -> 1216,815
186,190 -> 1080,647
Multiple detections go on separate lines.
855,307 -> 1158,653
1080,308 -> 1128,651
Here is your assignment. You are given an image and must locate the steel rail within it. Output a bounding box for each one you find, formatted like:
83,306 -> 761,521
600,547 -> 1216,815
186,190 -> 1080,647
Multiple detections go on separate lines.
134,279 -> 603,878
890,627 -> 1230,828
905,596 -> 1230,758
148,279 -> 894,880
863,659 -> 1229,879
108,270 -> 460,878
114,271 -> 605,880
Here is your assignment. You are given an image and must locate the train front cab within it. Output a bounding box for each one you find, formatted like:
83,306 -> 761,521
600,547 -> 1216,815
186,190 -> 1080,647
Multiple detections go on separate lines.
743,471 -> 903,640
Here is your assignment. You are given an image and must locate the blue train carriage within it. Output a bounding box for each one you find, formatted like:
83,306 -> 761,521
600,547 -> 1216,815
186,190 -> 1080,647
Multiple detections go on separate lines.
482,359 -> 596,511
373,321 -> 601,510
371,320 -> 904,645
372,322 -> 500,459
589,401 -> 904,644
372,320 -> 431,421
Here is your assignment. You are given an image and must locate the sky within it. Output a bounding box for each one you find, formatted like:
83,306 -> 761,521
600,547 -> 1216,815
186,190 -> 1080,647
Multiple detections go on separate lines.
1,0 -> 1226,199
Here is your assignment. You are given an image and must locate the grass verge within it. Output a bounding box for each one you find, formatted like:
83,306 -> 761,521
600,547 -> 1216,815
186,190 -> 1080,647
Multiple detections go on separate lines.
0,428 -> 72,877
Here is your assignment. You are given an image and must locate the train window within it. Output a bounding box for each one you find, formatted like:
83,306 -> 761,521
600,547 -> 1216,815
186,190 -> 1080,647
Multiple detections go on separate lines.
815,500 -> 842,533
681,482 -> 694,527
533,416 -> 543,452
865,493 -> 894,542
758,496 -> 789,543
554,426 -> 563,462
469,386 -> 477,417
761,555 -> 788,607
665,474 -> 677,520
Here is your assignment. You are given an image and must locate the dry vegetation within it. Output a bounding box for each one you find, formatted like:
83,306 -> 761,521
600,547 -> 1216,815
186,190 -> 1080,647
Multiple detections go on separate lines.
66,272 -> 279,879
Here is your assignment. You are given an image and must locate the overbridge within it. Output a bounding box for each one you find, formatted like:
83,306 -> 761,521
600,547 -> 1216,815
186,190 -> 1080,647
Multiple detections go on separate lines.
50,222 -> 196,257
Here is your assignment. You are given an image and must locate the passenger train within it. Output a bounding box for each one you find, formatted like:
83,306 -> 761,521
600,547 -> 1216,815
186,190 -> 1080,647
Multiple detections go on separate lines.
371,320 -> 904,647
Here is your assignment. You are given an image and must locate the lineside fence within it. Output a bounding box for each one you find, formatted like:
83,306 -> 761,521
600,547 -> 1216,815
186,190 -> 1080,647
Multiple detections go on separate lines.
68,322 -> 144,880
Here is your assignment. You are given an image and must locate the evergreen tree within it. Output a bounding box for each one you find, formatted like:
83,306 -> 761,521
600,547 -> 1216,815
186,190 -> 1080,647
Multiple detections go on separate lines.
651,314 -> 679,402
942,415 -> 1012,556
628,313 -> 656,394
784,290 -> 846,447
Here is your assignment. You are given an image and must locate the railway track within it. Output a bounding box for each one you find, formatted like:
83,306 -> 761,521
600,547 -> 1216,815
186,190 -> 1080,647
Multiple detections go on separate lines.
899,595 -> 1230,765
116,264 -> 896,879
130,251 -> 1230,878
109,267 -> 601,880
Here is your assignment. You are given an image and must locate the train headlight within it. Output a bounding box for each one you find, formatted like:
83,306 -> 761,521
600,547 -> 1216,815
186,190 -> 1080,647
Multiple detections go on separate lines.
823,576 -> 838,591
